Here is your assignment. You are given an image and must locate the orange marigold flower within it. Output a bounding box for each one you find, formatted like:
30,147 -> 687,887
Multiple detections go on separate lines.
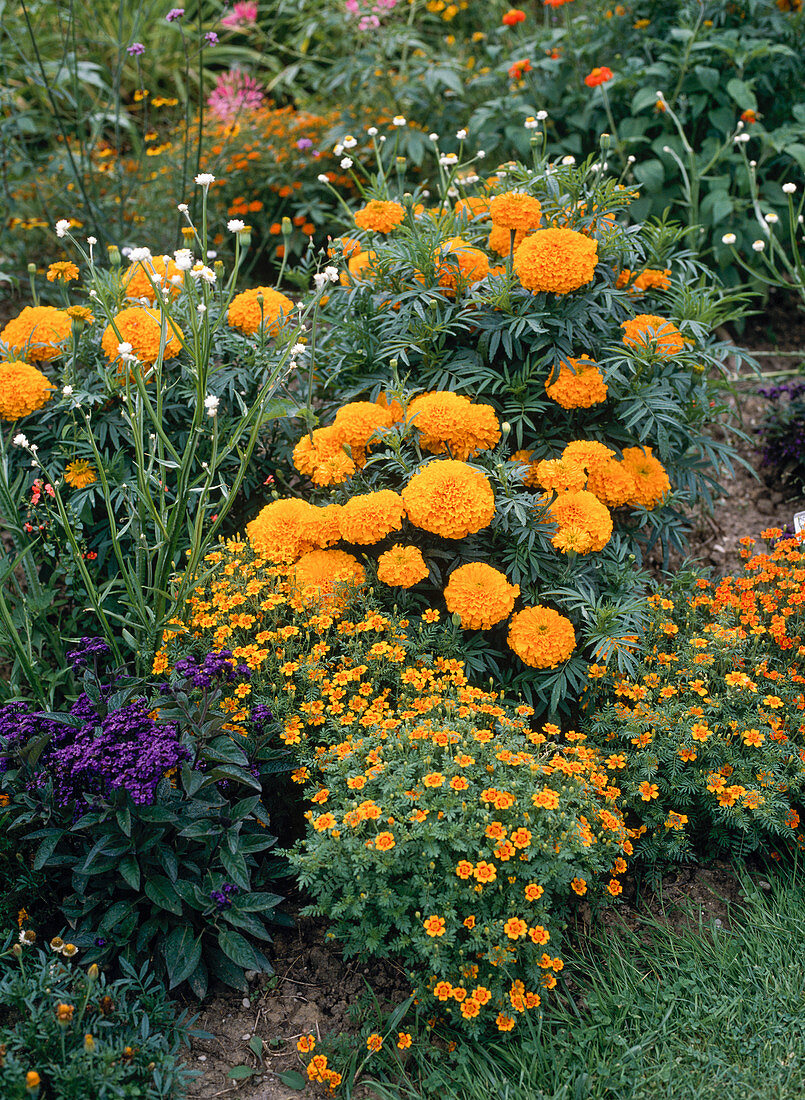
293,426 -> 349,477
489,191 -> 542,233
545,355 -> 607,410
406,391 -> 501,460
1,305 -> 72,361
313,812 -> 336,831
621,446 -> 671,508
366,1033 -> 383,1052
423,915 -> 446,936
377,544 -> 429,588
585,66 -> 613,87
227,286 -> 294,336
456,860 -> 474,878
340,249 -> 378,285
496,1013 -> 515,1032
375,831 -> 395,850
504,917 -> 528,939
621,314 -> 685,358
332,401 -> 393,466
617,268 -> 672,293
461,998 -> 481,1019
529,925 -> 550,944
101,306 -> 183,367
513,228 -> 598,294
524,882 -> 544,901
247,498 -> 338,562
444,562 -> 520,630
571,877 -> 587,895
508,605 -> 576,668
548,490 -> 613,554
397,1032 -> 413,1049
338,489 -> 406,545
508,58 -> 532,80
561,439 -> 616,473
502,7 -> 526,24
297,1035 -> 316,1053
292,548 -> 366,605
64,459 -> 97,489
354,200 -> 405,234
433,237 -> 490,294
474,861 -> 497,883
402,460 -> 495,539
487,224 -> 529,257
638,781 -> 659,801
328,236 -> 362,258
586,459 -> 636,508
47,261 -> 79,283
121,254 -> 184,301
434,980 -> 453,1000
533,457 -> 587,493
608,878 -> 623,896
0,360 -> 55,420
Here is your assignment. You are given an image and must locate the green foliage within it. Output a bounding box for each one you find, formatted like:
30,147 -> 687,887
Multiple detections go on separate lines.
582,532 -> 805,863
0,944 -> 196,1099
0,656 -> 290,997
364,867 -> 805,1100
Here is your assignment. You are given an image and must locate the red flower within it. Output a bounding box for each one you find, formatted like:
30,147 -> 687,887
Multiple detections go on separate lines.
585,66 -> 613,87
502,8 -> 526,24
508,58 -> 532,80
740,109 -> 757,124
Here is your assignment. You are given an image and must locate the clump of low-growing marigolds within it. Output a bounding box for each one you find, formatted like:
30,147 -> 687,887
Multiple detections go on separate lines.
582,530 -> 805,863
162,539 -> 631,1034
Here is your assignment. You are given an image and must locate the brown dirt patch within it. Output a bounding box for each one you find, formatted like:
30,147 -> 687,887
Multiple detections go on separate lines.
184,912 -> 408,1100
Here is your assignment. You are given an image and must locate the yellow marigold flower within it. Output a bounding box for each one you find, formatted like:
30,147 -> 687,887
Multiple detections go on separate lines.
507,605 -> 576,668
548,490 -> 612,554
377,544 -> 429,588
561,439 -> 615,472
46,261 -> 79,283
1,305 -> 72,361
496,1012 -> 515,1032
101,307 -> 183,367
227,286 -> 294,336
246,498 -> 340,562
292,549 -> 365,605
65,305 -> 94,325
297,1035 -> 316,1053
586,459 -> 636,508
513,228 -> 598,294
0,360 -> 55,420
621,314 -> 685,358
338,489 -> 405,545
444,562 -> 519,629
354,200 -> 405,234
367,1033 -> 383,1052
533,457 -> 586,494
433,236 -> 490,294
489,190 -> 542,232
621,446 -> 670,508
397,1031 -> 412,1049
26,1071 -> 41,1090
64,459 -> 97,489
122,254 -> 184,301
406,391 -> 501,460
487,224 -> 529,257
332,401 -> 393,467
402,459 -> 495,539
545,355 -> 607,410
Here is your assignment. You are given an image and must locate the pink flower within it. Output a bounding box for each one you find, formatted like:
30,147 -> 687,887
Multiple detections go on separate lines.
221,1 -> 258,28
207,70 -> 265,121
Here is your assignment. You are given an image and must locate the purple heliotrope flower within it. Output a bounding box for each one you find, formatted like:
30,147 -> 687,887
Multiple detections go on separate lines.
127,42 -> 145,56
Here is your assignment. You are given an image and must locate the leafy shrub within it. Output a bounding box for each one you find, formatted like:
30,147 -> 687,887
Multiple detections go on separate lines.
164,538 -> 631,1035
582,530 -> 805,863
757,379 -> 805,494
265,155 -> 750,707
0,642 -> 288,997
0,939 -> 195,1099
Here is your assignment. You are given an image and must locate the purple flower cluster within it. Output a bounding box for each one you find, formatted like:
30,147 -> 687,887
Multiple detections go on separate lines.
210,883 -> 239,910
758,380 -> 805,478
0,702 -> 61,769
166,7 -> 184,20
66,636 -> 110,670
127,42 -> 145,56
171,648 -> 251,689
50,700 -> 190,806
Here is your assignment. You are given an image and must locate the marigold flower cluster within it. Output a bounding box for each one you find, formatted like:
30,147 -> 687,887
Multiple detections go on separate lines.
544,356 -> 608,410
101,307 -> 184,368
354,200 -> 406,234
1,305 -> 72,362
161,539 -> 630,1034
226,286 -> 294,336
0,359 -> 55,421
584,531 -> 805,862
433,237 -> 491,294
621,314 -> 685,358
406,390 -> 501,460
513,228 -> 598,294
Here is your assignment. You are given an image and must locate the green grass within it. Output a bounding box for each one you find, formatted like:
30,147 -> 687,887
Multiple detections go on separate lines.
367,867 -> 805,1100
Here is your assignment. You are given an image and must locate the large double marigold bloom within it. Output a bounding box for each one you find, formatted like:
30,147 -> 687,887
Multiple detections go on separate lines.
545,356 -> 607,410
513,229 -> 598,294
444,563 -> 520,630
585,459 -> 635,508
1,306 -> 72,362
354,200 -> 405,234
489,191 -> 542,233
433,237 -> 490,294
402,460 -> 495,539
507,606 -> 576,668
332,401 -> 393,466
0,360 -> 55,420
406,391 -> 501,461
246,498 -> 341,562
377,544 -> 429,588
227,286 -> 294,336
101,307 -> 184,367
621,314 -> 685,358
548,490 -> 612,554
293,426 -> 355,485
338,489 -> 406,545
621,445 -> 670,508
291,548 -> 365,606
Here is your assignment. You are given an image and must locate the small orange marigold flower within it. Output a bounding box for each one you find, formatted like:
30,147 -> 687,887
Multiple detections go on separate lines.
423,915 -> 446,937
